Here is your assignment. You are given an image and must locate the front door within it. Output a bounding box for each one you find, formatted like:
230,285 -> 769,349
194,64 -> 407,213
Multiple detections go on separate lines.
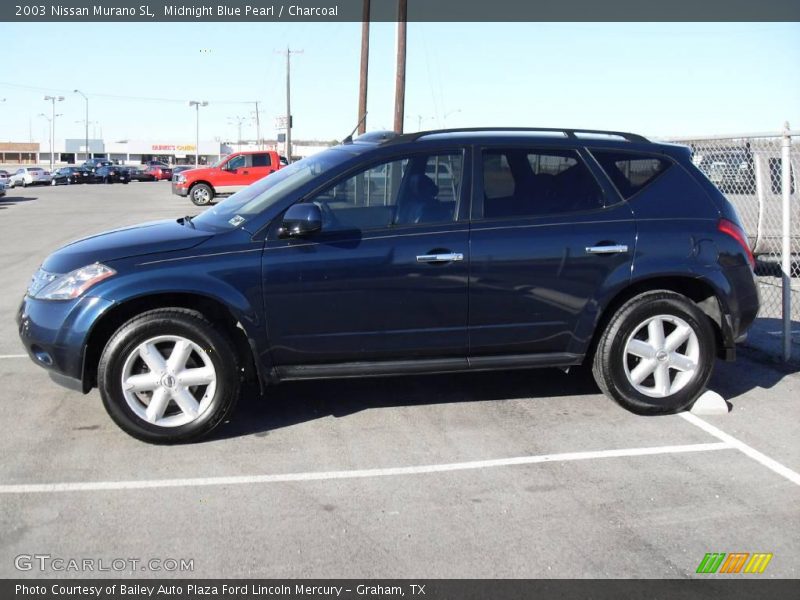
469,146 -> 636,359
262,150 -> 470,366
215,154 -> 249,194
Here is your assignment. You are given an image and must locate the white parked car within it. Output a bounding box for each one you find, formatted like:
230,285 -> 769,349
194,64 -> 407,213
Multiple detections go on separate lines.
9,167 -> 51,187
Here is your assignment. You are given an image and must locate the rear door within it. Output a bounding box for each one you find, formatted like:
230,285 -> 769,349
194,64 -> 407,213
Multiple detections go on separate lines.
248,152 -> 276,183
469,145 -> 635,361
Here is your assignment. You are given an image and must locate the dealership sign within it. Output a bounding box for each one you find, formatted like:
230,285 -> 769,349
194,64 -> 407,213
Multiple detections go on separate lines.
152,144 -> 196,152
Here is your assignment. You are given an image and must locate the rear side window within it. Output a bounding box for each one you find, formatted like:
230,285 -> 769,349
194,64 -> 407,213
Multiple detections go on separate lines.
480,149 -> 604,219
252,153 -> 272,167
591,151 -> 671,199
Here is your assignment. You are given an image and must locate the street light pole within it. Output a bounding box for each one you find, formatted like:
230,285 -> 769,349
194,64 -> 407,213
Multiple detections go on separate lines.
43,95 -> 64,171
37,113 -> 51,167
74,90 -> 89,161
188,100 -> 208,165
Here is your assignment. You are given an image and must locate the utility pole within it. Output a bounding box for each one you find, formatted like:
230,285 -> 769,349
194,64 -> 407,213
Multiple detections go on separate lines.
43,95 -> 64,170
357,0 -> 370,135
228,116 -> 248,151
252,101 -> 262,150
393,0 -> 407,134
277,47 -> 303,163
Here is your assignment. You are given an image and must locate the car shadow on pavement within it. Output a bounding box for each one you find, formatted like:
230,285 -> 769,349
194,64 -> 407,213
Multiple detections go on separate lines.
212,367 -> 603,441
708,353 -> 798,402
211,354 -> 797,441
0,196 -> 37,205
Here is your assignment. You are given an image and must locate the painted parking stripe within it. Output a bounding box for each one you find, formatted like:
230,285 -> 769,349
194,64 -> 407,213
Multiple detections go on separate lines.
680,412 -> 800,486
0,354 -> 26,359
0,442 -> 732,494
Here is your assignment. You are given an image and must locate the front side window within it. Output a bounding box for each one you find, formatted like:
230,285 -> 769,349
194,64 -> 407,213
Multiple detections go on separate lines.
591,150 -> 671,199
226,155 -> 246,171
481,149 -> 604,219
251,153 -> 271,167
308,152 -> 463,231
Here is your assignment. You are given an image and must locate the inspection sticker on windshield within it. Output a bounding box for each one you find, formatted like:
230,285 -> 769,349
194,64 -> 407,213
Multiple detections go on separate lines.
228,215 -> 246,227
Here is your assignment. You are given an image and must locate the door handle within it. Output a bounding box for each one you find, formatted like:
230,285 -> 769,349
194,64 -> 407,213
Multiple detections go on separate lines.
585,244 -> 628,255
242,170 -> 250,174
416,253 -> 464,263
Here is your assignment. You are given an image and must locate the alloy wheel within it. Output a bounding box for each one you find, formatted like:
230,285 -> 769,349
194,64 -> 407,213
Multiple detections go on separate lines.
622,314 -> 700,398
120,335 -> 217,427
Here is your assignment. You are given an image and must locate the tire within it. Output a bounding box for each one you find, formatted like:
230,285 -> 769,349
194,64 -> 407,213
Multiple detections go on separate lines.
97,308 -> 241,444
591,290 -> 716,415
190,183 -> 214,206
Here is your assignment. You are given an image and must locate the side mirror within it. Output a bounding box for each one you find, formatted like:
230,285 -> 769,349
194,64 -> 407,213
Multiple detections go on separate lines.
280,203 -> 322,238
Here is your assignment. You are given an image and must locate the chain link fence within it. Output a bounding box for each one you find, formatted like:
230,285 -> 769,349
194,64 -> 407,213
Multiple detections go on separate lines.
667,126 -> 799,360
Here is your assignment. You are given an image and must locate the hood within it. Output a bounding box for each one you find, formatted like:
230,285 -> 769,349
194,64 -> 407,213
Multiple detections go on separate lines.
42,219 -> 213,273
181,166 -> 217,178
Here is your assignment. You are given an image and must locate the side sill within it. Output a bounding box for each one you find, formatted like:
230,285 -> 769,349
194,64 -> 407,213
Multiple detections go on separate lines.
275,353 -> 583,382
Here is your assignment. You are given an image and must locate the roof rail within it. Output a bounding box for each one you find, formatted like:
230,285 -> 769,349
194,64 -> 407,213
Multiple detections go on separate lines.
383,127 -> 649,144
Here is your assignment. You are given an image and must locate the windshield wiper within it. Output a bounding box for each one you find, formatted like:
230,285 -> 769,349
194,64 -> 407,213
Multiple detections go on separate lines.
182,215 -> 195,229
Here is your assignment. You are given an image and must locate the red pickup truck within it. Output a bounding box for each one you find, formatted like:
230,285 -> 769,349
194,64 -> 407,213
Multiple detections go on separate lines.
171,150 -> 283,205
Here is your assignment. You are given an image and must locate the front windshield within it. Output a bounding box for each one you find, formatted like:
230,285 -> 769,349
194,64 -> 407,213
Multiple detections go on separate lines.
193,146 -> 357,230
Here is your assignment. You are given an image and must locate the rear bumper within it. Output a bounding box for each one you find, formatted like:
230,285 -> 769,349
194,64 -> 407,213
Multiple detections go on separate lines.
707,264 -> 760,360
16,294 -> 115,393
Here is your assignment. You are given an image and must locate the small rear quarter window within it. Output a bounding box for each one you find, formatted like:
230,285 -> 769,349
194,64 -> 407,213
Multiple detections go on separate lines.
591,151 -> 671,199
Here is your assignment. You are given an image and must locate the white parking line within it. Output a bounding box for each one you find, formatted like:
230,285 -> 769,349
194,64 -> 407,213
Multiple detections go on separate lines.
0,354 -> 26,359
0,442 -> 732,494
680,412 -> 800,486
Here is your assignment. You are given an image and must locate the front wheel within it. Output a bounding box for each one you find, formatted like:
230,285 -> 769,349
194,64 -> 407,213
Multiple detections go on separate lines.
190,183 -> 214,206
592,290 -> 716,415
98,308 -> 241,443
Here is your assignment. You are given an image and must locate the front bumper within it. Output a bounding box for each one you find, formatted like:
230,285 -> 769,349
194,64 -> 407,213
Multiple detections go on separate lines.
17,294 -> 115,393
171,182 -> 189,197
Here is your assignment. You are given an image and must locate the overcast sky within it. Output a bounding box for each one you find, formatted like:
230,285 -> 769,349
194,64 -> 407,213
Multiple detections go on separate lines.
1,22 -> 798,144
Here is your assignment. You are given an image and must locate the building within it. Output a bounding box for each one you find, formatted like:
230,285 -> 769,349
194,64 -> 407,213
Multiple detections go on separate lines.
0,142 -> 39,165
1,137 -> 336,167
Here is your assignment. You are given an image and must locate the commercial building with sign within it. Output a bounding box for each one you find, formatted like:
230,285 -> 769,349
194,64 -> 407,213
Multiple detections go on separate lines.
2,137 -> 334,167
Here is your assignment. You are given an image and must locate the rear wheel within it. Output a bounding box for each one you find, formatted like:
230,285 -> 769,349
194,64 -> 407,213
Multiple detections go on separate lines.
190,183 -> 214,206
592,290 -> 716,415
98,308 -> 240,443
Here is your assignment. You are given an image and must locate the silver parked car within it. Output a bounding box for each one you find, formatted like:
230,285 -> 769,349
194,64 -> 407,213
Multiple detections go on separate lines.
9,167 -> 51,188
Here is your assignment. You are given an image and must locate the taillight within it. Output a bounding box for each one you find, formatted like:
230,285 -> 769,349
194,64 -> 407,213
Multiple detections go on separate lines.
718,218 -> 755,269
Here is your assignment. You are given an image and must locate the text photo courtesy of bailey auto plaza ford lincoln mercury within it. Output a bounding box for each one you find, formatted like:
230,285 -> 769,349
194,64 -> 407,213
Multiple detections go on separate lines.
0,1 -> 799,599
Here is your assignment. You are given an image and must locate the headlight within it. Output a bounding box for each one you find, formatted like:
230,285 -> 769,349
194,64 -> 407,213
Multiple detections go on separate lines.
177,175 -> 186,183
31,264 -> 116,301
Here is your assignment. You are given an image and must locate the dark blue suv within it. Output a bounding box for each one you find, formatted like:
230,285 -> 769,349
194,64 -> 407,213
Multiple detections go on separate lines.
17,128 -> 759,443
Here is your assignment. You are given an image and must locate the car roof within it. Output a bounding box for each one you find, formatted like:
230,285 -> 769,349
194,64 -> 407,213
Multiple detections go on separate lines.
347,128 -> 686,157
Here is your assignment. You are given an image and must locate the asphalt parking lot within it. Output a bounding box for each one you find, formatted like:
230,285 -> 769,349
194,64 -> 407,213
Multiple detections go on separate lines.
0,181 -> 798,579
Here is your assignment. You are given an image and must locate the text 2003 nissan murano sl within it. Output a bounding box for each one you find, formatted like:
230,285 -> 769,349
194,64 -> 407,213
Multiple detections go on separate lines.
17,128 -> 759,443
